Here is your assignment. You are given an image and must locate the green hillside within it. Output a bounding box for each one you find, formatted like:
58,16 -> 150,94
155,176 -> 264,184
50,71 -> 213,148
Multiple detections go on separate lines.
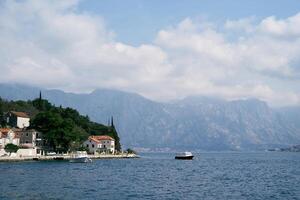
0,97 -> 121,152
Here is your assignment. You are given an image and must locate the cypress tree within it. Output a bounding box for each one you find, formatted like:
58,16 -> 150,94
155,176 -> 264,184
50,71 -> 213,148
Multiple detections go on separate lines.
111,116 -> 114,128
39,91 -> 42,100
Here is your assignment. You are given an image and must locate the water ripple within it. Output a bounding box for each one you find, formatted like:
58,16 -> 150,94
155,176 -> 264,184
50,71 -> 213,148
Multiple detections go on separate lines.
0,152 -> 299,200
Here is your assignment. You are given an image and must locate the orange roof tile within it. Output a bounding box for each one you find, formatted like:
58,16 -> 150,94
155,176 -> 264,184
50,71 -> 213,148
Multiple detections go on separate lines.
10,111 -> 29,118
0,128 -> 11,134
88,135 -> 115,143
89,137 -> 100,144
0,128 -> 16,139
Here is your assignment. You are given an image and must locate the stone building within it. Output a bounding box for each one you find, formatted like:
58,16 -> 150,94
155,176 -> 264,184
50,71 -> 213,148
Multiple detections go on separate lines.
5,111 -> 30,128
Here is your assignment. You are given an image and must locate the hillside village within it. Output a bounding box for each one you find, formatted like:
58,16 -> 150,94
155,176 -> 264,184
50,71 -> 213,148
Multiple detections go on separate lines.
0,95 -> 122,159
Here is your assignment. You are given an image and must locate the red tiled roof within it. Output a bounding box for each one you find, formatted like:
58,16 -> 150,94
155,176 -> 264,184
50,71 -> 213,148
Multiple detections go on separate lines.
0,128 -> 15,139
0,132 -> 8,138
10,111 -> 29,118
0,128 -> 11,134
88,135 -> 115,143
90,137 -> 101,144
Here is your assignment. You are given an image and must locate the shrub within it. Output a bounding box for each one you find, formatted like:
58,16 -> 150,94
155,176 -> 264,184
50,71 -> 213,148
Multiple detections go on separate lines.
4,143 -> 19,155
126,148 -> 136,154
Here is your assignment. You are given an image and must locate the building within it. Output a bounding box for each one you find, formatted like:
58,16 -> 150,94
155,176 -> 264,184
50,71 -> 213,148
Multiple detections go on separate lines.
83,135 -> 115,154
14,129 -> 43,148
0,128 -> 43,157
5,111 -> 30,128
0,128 -> 20,149
14,129 -> 43,156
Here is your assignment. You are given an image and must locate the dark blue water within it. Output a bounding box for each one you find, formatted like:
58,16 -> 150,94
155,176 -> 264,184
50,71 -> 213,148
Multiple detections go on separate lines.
0,152 -> 300,200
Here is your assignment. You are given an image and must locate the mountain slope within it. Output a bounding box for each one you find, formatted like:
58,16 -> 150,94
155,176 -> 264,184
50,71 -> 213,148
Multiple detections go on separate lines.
1,83 -> 299,150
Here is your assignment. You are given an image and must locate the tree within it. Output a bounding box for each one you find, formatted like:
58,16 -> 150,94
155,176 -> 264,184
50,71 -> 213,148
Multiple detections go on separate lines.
31,111 -> 89,152
8,98 -> 122,153
110,126 -> 121,152
0,99 -> 6,127
4,144 -> 19,155
32,111 -> 69,152
1,98 -> 121,152
126,148 -> 136,154
32,98 -> 52,111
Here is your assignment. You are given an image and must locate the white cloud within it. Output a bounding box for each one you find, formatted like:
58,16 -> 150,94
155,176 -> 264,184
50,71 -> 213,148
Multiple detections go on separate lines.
0,0 -> 299,107
259,13 -> 300,37
154,15 -> 300,106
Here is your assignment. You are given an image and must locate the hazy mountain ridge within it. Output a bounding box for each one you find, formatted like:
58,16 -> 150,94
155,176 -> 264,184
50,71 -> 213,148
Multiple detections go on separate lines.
1,83 -> 300,150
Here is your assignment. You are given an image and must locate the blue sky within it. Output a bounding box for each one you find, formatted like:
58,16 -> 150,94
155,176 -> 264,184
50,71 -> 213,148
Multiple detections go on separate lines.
78,0 -> 300,45
0,0 -> 300,106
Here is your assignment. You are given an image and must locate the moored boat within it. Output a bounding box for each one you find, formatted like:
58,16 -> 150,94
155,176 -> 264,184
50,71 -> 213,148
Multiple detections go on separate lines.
175,152 -> 194,160
69,151 -> 92,163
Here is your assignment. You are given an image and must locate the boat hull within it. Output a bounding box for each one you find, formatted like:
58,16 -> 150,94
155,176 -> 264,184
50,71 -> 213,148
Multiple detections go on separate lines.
175,155 -> 194,160
69,157 -> 92,163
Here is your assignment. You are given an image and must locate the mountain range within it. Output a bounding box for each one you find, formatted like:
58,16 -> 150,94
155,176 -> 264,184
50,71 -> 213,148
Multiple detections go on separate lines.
1,83 -> 300,151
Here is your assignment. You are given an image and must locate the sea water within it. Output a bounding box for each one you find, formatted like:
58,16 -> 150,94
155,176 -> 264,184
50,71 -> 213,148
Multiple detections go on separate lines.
0,152 -> 299,200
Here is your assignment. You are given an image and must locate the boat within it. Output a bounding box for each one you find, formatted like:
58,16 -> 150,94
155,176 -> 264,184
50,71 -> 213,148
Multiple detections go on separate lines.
69,151 -> 92,163
175,152 -> 194,160
53,157 -> 64,161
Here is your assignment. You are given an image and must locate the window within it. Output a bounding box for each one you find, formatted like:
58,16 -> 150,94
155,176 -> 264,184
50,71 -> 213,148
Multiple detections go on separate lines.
25,141 -> 29,143
26,133 -> 29,137
92,144 -> 95,148
86,144 -> 89,148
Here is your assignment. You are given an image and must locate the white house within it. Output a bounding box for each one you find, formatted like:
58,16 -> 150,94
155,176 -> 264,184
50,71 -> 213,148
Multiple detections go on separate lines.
0,128 -> 44,157
0,128 -> 20,149
6,111 -> 30,128
83,135 -> 115,154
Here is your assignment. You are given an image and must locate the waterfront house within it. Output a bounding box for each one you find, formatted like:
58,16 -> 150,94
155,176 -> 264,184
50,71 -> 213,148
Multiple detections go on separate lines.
5,111 -> 30,128
0,128 -> 20,149
14,129 -> 43,148
83,135 -> 115,154
14,129 -> 43,156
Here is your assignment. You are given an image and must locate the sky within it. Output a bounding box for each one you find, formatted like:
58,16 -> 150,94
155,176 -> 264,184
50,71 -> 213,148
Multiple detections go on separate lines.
0,0 -> 300,107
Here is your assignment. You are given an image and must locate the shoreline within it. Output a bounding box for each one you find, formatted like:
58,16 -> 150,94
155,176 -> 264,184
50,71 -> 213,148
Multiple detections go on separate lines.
0,153 -> 139,162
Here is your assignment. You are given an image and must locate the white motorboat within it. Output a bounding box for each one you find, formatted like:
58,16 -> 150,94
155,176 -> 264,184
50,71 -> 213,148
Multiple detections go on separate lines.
175,152 -> 194,160
69,151 -> 92,163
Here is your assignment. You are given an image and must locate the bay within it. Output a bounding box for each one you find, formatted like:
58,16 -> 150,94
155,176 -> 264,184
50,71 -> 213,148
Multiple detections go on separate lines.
0,152 -> 299,200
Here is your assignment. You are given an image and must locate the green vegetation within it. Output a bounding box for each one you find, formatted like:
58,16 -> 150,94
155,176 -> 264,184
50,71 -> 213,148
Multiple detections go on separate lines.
126,148 -> 137,154
0,97 -> 121,152
4,143 -> 19,155
0,97 -> 40,127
